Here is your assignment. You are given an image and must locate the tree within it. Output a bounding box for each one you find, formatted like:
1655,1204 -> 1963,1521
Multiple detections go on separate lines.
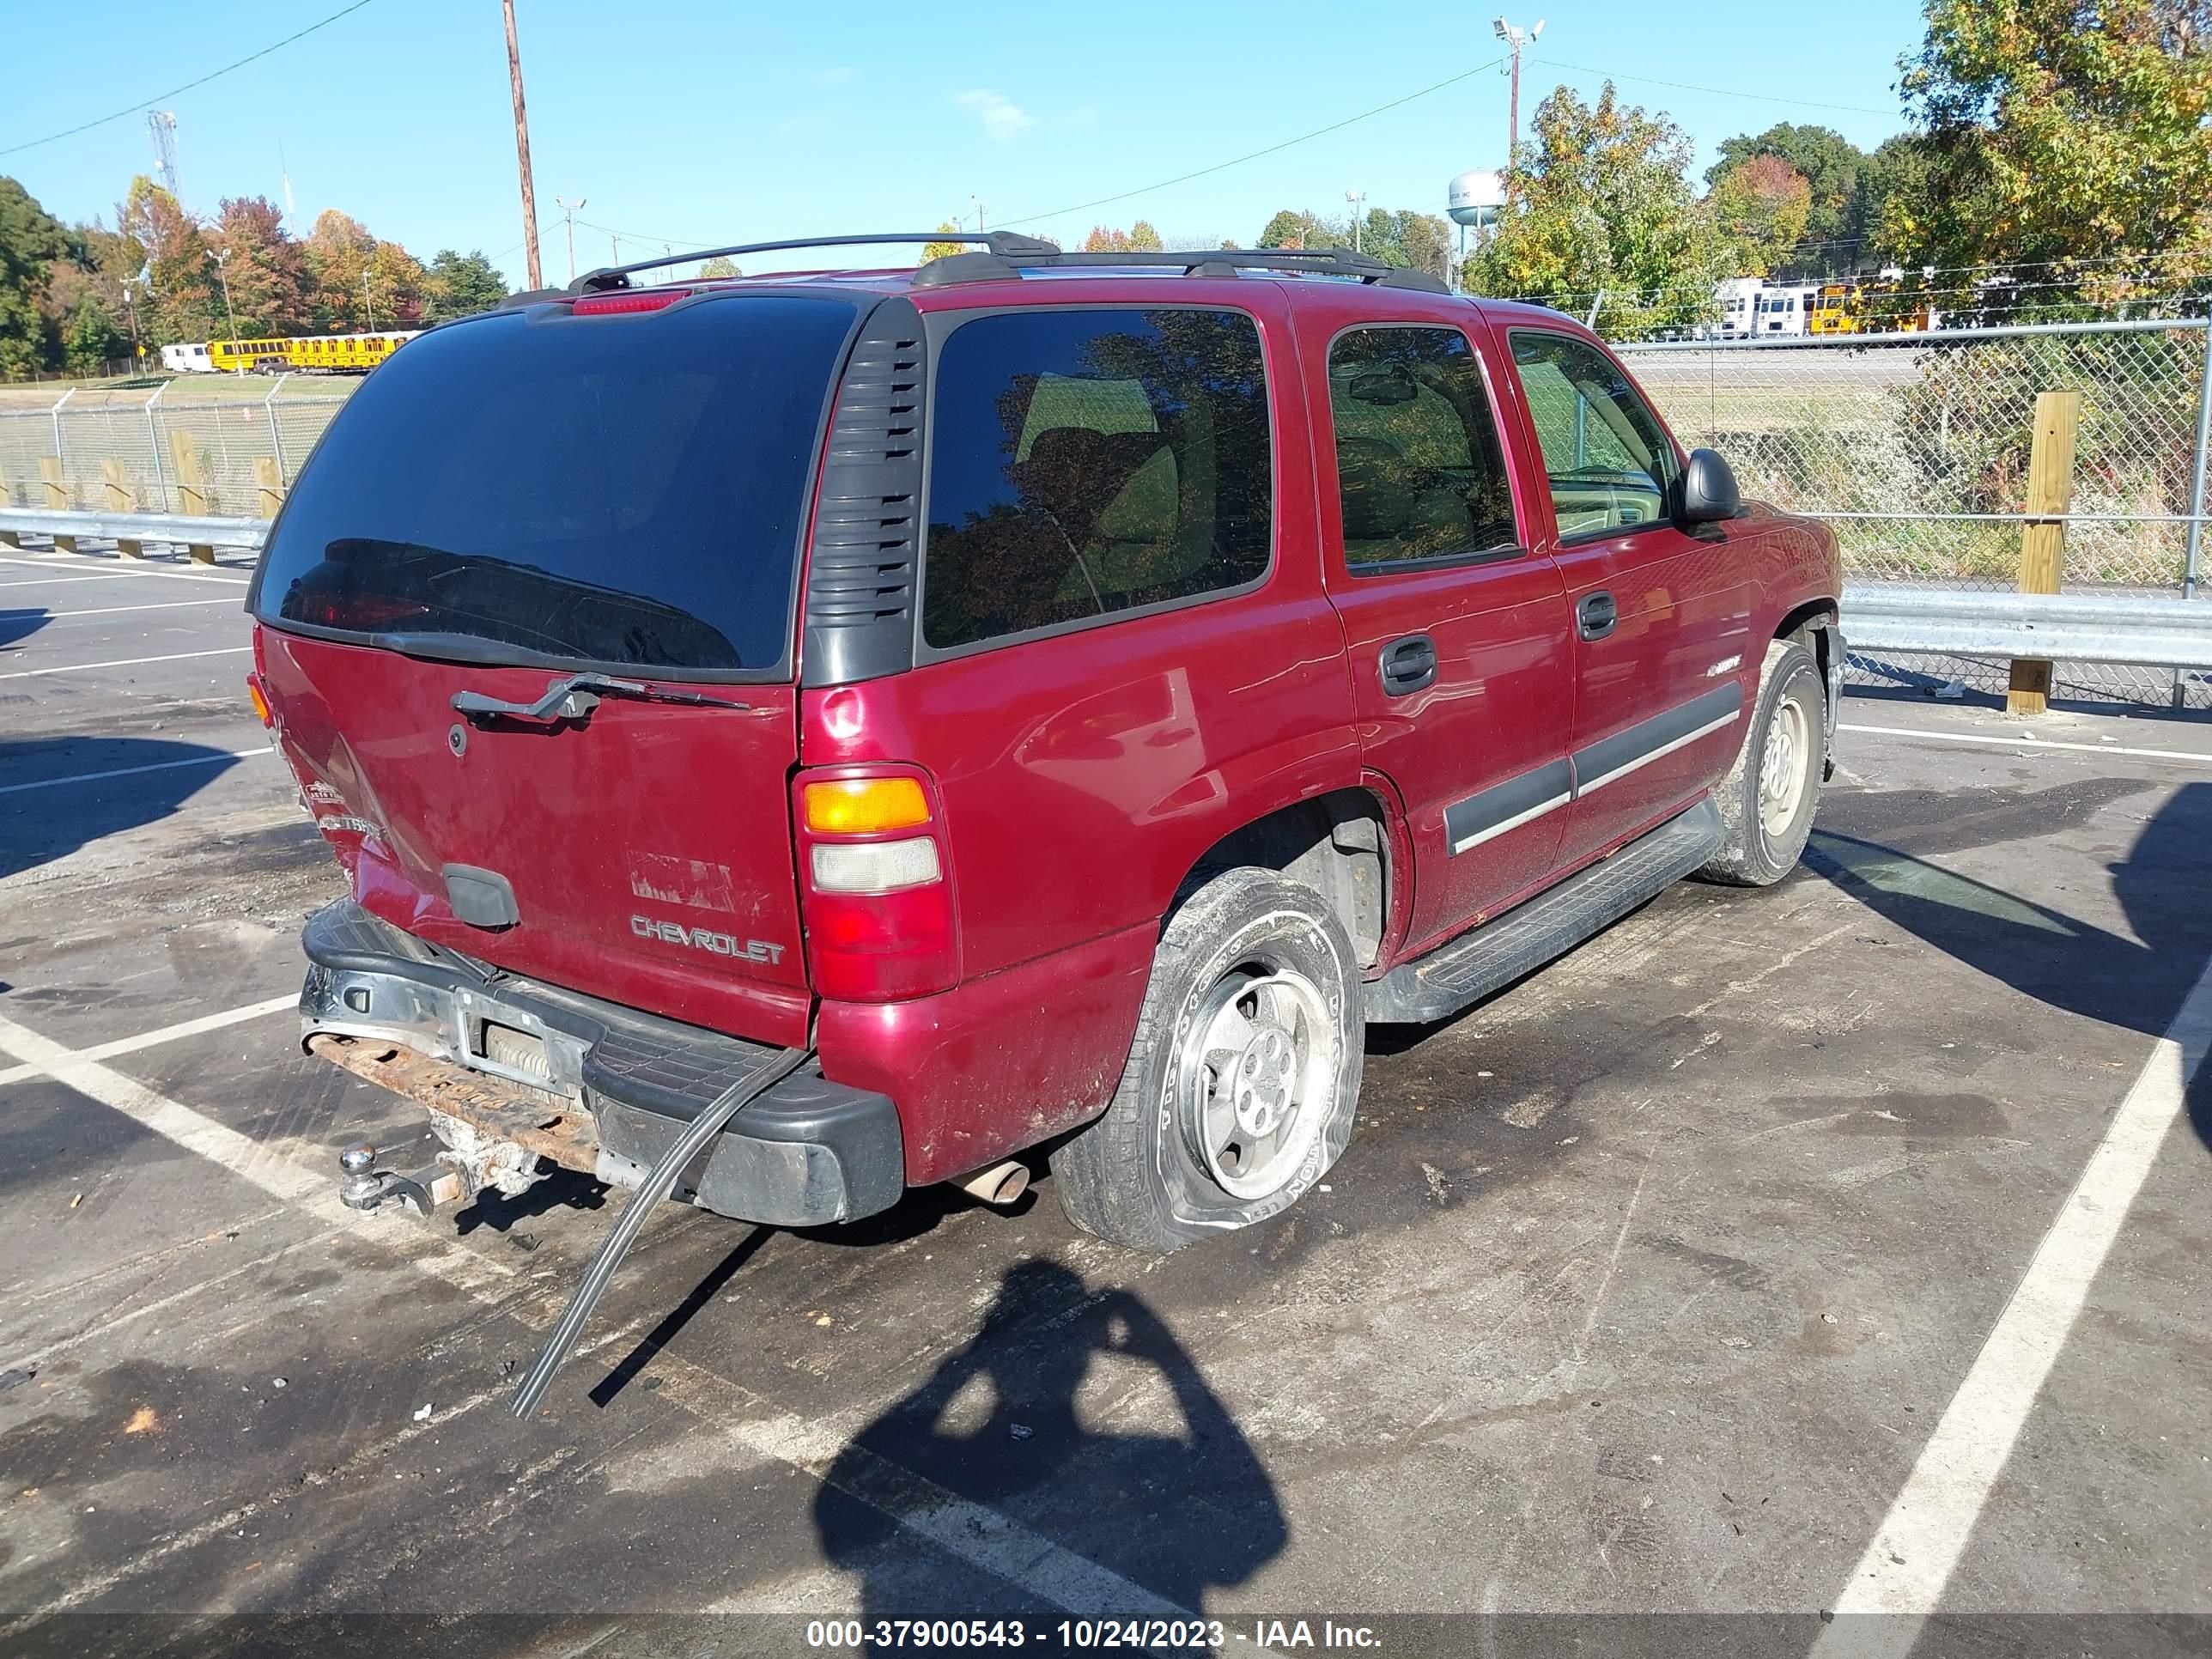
1467,83 -> 1727,336
1887,0 -> 2212,310
1081,222 -> 1166,252
118,176 -> 218,345
1256,209 -> 1344,250
367,240 -> 427,327
62,297 -> 126,374
423,249 -> 509,321
696,255 -> 742,279
1708,155 -> 1814,275
921,221 -> 965,261
304,210 -> 376,330
1707,124 -> 1872,253
0,175 -> 69,378
210,197 -> 310,337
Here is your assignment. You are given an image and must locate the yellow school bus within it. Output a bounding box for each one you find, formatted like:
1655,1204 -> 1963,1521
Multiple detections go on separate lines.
201,331 -> 421,374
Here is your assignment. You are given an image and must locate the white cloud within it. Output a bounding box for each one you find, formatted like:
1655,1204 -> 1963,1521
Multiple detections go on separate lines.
957,89 -> 1034,141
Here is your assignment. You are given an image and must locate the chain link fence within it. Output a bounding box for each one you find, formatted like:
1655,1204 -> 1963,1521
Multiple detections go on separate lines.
1620,319 -> 2212,708
6,319 -> 2209,707
0,377 -> 354,518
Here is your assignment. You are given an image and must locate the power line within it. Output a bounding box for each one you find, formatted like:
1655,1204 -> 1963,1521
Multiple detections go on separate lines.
994,56 -> 1510,231
1531,55 -> 1899,118
0,2 -> 377,158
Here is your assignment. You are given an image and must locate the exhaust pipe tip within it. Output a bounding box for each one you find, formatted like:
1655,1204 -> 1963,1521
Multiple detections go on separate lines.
952,1159 -> 1030,1206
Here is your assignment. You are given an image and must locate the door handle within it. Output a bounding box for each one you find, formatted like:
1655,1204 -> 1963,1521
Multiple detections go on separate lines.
1379,634 -> 1437,696
1577,591 -> 1618,641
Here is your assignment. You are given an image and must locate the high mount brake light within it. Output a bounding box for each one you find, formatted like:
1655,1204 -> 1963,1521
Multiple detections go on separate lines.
792,767 -> 957,1001
570,289 -> 691,316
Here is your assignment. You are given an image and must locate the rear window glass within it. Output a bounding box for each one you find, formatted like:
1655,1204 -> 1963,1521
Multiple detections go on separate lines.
921,307 -> 1272,652
254,295 -> 859,676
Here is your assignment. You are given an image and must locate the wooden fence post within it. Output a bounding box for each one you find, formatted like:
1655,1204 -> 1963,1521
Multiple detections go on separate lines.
168,428 -> 216,563
254,456 -> 285,521
40,457 -> 77,551
2007,389 -> 2081,717
100,459 -> 145,558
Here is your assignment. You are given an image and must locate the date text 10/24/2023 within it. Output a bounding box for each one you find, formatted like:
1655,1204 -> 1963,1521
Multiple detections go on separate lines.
803,1619 -> 1383,1650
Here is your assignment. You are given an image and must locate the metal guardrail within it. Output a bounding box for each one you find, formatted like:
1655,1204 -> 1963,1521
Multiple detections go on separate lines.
0,507 -> 268,550
1843,583 -> 2212,671
3,509 -> 2205,672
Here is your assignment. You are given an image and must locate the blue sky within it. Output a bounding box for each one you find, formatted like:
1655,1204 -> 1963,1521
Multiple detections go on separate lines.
4,0 -> 1929,287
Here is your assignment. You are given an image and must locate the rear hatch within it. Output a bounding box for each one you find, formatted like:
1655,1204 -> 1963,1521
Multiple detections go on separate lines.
251,290 -> 868,1048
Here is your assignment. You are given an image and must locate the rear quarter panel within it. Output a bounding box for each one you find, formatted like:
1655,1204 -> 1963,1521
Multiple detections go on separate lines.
804,282 -> 1364,1176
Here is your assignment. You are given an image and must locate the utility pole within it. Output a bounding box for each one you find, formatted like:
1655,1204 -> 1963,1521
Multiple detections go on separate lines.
362,267 -> 376,332
211,247 -> 242,357
1492,17 -> 1545,198
502,0 -> 544,290
1346,189 -> 1366,252
555,198 -> 586,283
972,196 -> 988,234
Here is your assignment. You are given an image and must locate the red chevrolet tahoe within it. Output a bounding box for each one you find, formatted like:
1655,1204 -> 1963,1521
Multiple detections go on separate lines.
251,233 -> 1841,1264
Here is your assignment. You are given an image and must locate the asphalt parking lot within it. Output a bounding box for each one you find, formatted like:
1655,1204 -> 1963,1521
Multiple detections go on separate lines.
3,542 -> 2209,1658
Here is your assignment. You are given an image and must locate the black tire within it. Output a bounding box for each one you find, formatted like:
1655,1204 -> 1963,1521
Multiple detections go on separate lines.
1054,867 -> 1364,1254
1698,635 -> 1826,887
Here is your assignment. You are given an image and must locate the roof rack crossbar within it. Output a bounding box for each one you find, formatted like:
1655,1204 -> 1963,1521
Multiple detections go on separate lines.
914,245 -> 1453,295
570,230 -> 1058,293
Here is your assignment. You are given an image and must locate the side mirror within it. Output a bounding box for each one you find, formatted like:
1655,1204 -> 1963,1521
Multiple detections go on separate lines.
1675,447 -> 1741,526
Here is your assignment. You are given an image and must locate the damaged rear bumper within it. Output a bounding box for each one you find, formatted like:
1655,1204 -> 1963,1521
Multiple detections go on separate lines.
297,900 -> 903,1228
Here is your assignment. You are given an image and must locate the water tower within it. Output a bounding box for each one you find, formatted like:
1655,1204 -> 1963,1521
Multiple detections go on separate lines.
1448,169 -> 1505,228
1447,170 -> 1505,292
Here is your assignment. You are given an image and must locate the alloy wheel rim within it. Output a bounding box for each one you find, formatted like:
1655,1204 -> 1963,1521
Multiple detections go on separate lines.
1176,963 -> 1334,1201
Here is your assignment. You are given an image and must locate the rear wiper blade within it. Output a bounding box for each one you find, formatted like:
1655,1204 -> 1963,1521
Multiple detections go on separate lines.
451,671 -> 751,726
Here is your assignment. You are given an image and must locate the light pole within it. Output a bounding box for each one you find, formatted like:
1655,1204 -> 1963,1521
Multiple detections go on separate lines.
556,196 -> 586,283
1345,190 -> 1367,253
120,283 -> 143,365
211,247 -> 243,362
1492,16 -> 1546,198
362,267 -> 377,332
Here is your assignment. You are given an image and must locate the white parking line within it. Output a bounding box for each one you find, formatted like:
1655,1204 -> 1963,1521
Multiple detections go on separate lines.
0,645 -> 252,680
1839,720 -> 2212,768
0,597 -> 242,618
0,1006 -> 1196,1635
0,572 -> 242,590
0,745 -> 271,798
1809,954 -> 2212,1653
0,554 -> 252,585
0,994 -> 297,1087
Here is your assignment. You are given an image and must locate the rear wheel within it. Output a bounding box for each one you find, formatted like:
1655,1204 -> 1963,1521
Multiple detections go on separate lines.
1699,635 -> 1826,886
1054,867 -> 1363,1253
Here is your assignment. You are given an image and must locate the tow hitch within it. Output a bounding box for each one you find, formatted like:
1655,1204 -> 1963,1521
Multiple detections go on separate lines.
336,1142 -> 464,1218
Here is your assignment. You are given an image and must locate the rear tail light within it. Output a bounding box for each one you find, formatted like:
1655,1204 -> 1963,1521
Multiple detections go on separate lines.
245,673 -> 273,726
793,767 -> 957,1000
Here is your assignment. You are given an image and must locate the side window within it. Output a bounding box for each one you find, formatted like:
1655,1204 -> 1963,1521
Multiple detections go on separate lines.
921,307 -> 1272,652
1328,325 -> 1517,568
1509,331 -> 1677,543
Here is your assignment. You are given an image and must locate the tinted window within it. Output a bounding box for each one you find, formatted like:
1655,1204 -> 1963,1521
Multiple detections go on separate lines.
254,295 -> 858,675
921,307 -> 1272,651
1328,325 -> 1517,568
1509,331 -> 1678,543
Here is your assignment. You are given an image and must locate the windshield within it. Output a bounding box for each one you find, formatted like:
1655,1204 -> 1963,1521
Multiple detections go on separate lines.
252,294 -> 861,678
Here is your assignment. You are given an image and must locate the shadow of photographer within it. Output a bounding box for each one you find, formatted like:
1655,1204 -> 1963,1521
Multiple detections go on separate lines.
813,1259 -> 1283,1626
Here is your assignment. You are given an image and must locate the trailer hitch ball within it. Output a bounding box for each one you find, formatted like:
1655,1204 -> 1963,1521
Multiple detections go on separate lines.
338,1142 -> 385,1211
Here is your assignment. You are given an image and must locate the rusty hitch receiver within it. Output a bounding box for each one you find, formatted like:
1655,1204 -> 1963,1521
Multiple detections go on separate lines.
337,1141 -> 465,1218
508,1045 -> 814,1419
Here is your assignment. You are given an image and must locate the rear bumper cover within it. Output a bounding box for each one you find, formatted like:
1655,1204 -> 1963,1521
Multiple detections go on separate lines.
298,901 -> 902,1228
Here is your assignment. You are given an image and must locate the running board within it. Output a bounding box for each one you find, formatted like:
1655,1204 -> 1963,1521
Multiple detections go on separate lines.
1364,799 -> 1723,1025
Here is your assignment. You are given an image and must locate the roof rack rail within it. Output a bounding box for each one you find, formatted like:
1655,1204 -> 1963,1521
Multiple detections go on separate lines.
915,244 -> 1453,295
569,231 -> 1060,293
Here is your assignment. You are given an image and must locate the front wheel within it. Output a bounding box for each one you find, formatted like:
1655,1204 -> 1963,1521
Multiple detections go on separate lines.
1698,635 -> 1826,886
1054,867 -> 1364,1253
